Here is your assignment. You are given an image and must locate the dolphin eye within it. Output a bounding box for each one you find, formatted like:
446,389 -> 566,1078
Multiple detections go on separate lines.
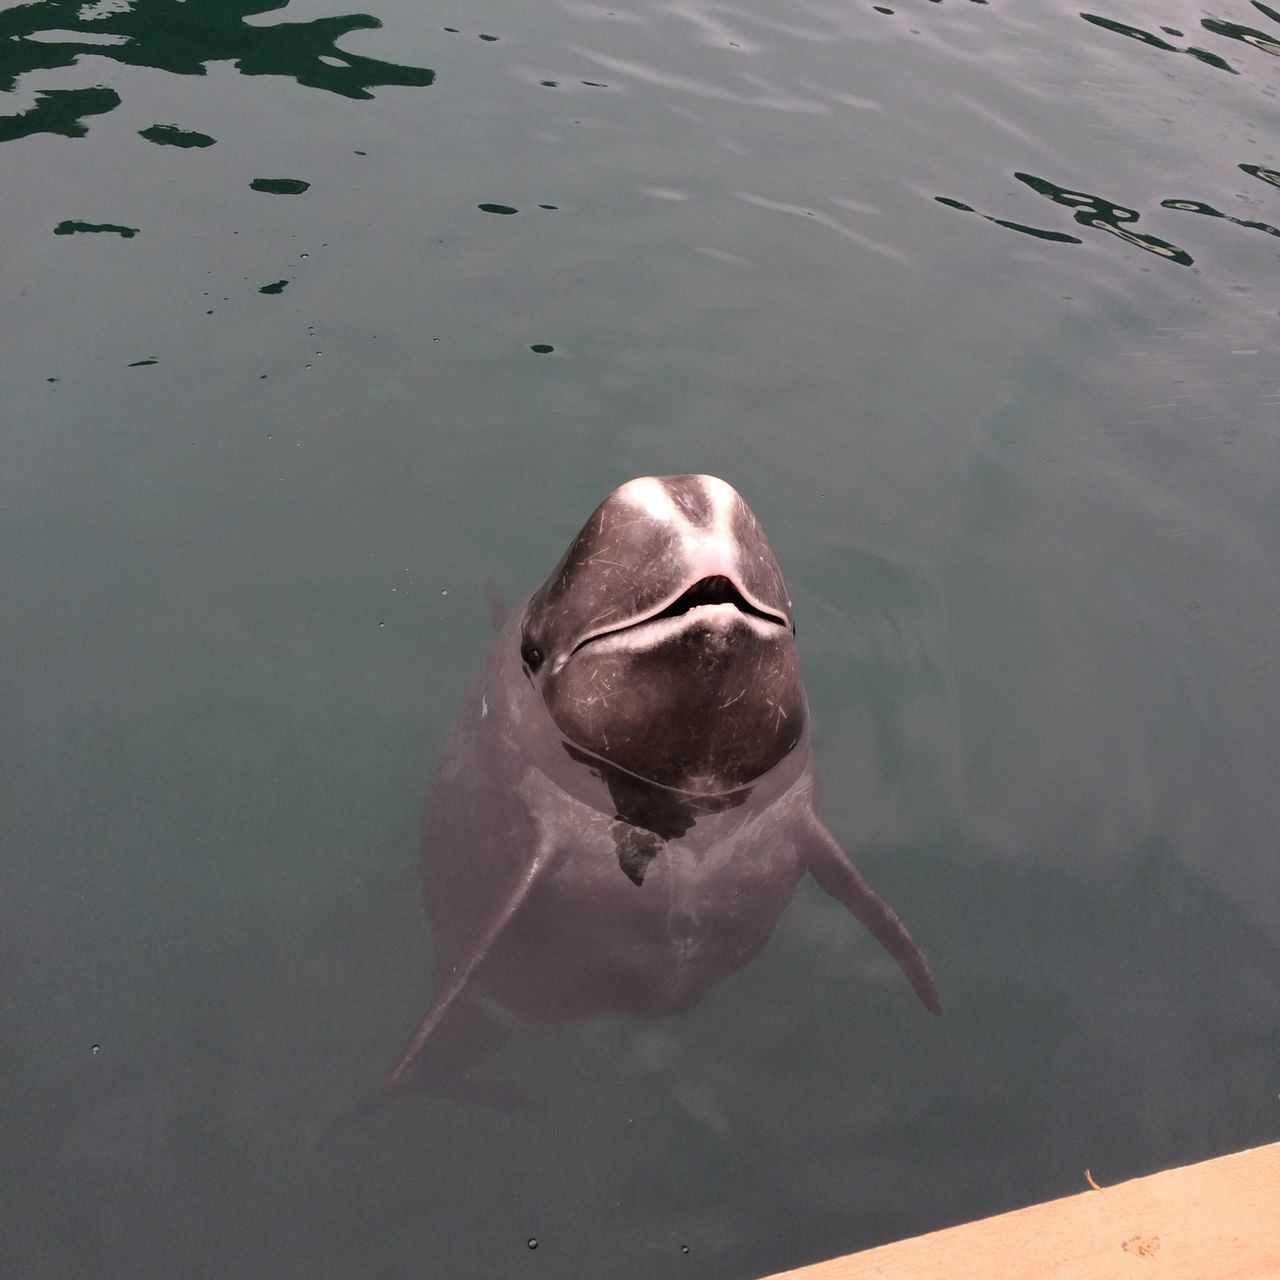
521,641 -> 545,672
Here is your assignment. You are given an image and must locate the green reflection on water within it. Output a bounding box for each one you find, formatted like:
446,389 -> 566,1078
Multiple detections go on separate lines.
0,0 -> 434,142
53,218 -> 137,236
250,177 -> 310,194
139,123 -> 216,148
0,84 -> 117,141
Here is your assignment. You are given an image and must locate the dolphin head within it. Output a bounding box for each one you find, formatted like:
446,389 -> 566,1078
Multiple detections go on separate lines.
520,475 -> 806,794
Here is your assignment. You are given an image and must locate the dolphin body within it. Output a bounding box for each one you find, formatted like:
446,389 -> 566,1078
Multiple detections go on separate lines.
387,475 -> 939,1098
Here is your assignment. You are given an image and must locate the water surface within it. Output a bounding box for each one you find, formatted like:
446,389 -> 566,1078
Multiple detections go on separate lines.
3,0 -> 1278,1276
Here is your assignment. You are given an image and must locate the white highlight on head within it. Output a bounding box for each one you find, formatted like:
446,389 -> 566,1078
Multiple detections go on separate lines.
619,476 -> 680,523
615,474 -> 745,581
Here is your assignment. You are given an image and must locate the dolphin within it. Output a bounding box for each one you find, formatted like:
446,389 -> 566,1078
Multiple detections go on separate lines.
386,474 -> 939,1100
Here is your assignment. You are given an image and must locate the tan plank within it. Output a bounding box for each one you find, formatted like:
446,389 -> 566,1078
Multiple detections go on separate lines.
762,1141 -> 1280,1280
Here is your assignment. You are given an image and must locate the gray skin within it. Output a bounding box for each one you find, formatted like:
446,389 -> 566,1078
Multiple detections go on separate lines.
385,475 -> 939,1100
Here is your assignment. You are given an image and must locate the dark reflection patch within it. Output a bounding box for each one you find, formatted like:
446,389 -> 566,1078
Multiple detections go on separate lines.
251,178 -> 310,195
612,824 -> 663,886
0,0 -> 435,144
935,176 -> 1200,265
0,86 -> 119,142
1014,173 -> 1193,266
1201,16 -> 1280,58
1160,198 -> 1280,240
54,219 -> 138,237
1081,13 -> 1178,51
1080,14 -> 1238,74
934,196 -> 1082,244
140,124 -> 216,148
1242,163 -> 1280,189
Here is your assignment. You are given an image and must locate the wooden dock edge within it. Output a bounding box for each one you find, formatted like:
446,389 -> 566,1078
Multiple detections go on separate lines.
760,1141 -> 1280,1279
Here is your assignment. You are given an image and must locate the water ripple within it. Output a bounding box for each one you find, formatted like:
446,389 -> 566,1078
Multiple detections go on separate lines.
565,44 -> 831,112
735,191 -> 908,261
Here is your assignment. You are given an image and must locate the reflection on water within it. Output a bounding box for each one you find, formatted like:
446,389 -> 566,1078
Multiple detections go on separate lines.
139,124 -> 216,148
1015,174 -> 1194,266
1161,197 -> 1280,240
250,178 -> 311,195
53,217 -> 136,236
0,83 -> 117,141
1203,10 -> 1280,58
1242,162 -> 1280,188
935,195 -> 1083,246
934,173 -> 1198,264
930,3 -> 1280,264
0,0 -> 434,143
1080,14 -> 1239,73
1082,4 -> 1280,67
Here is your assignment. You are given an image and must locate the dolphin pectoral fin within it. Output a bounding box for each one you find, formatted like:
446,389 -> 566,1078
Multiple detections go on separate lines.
483,577 -> 507,632
800,818 -> 942,1016
387,839 -> 555,1086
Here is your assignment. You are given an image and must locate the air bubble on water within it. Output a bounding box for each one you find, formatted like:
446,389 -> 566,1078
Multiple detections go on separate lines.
440,589 -> 449,596
527,1238 -> 538,1250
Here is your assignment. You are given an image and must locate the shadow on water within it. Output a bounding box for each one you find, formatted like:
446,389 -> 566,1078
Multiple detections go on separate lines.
0,0 -> 434,143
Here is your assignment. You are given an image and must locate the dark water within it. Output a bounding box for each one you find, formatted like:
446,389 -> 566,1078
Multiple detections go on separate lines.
3,0 -> 1279,1275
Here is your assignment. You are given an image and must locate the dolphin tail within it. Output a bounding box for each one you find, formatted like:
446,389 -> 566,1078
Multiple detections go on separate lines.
799,818 -> 942,1016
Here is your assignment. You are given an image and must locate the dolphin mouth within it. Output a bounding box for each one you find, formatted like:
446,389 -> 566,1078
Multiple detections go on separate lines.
571,575 -> 790,657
